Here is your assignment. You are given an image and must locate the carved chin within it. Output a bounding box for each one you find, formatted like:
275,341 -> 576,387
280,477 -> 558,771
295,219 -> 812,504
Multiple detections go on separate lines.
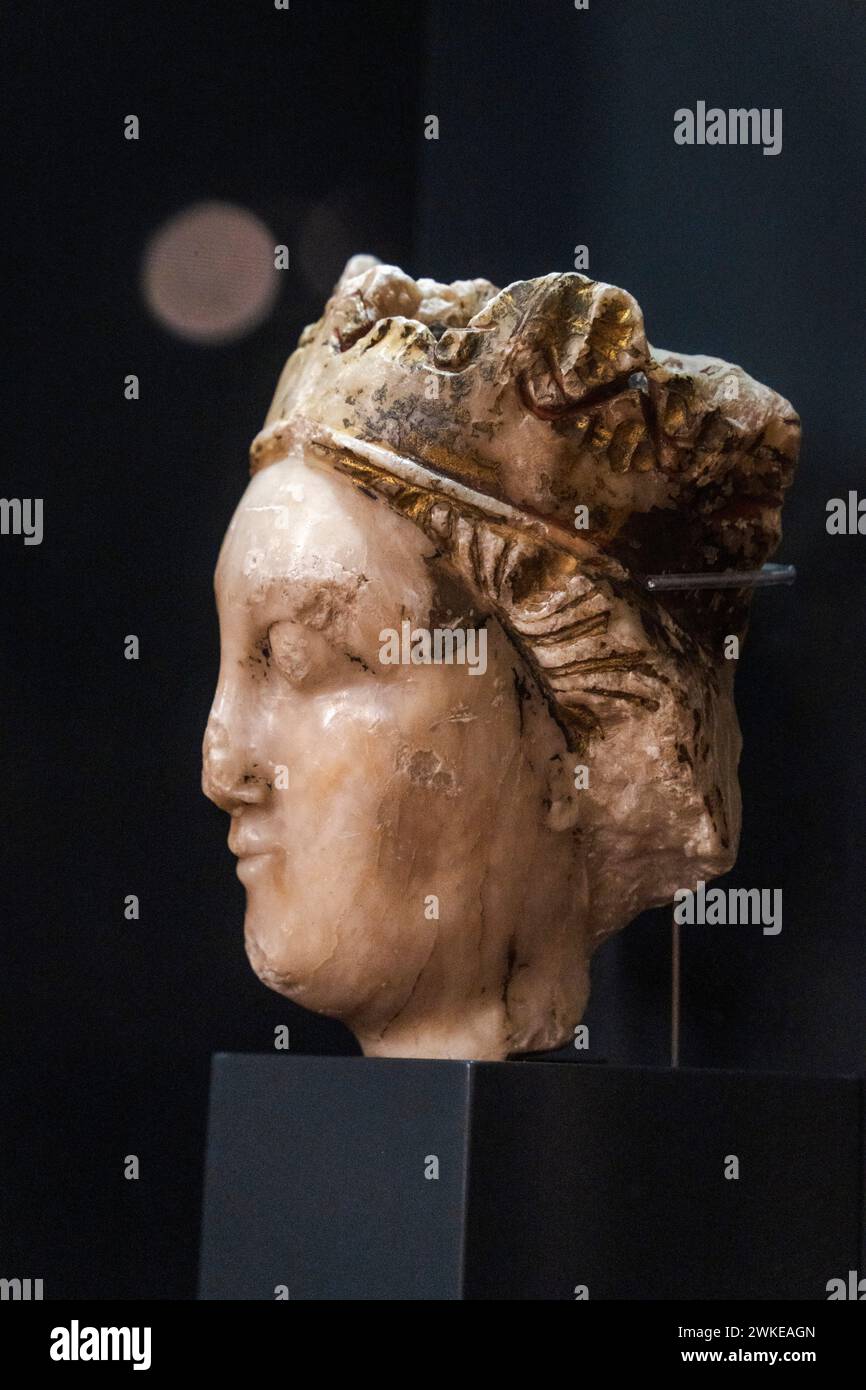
243,916 -> 366,1019
243,924 -> 306,1000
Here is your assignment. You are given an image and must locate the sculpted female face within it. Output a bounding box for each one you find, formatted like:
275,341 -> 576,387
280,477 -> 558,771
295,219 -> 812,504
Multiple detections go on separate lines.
201,257 -> 798,1061
202,449 -> 586,1061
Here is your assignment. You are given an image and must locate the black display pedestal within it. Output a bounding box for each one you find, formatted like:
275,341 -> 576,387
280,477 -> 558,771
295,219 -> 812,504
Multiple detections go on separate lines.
199,1054 -> 864,1301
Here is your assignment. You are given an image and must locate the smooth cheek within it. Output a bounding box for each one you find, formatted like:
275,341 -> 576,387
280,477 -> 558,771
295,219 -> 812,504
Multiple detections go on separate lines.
245,672 -> 505,967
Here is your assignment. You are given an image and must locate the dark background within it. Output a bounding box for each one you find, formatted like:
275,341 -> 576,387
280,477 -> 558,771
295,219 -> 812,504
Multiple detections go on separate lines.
2,0 -> 864,1299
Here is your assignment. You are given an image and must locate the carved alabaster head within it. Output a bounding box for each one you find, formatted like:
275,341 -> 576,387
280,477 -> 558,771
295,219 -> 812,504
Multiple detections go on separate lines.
202,255 -> 798,1061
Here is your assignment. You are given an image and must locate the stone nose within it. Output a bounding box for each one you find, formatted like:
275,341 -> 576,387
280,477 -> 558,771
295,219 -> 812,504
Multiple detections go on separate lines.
201,713 -> 268,811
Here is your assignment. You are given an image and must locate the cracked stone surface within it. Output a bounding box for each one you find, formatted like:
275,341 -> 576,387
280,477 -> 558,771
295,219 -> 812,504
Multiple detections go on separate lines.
202,255 -> 799,1061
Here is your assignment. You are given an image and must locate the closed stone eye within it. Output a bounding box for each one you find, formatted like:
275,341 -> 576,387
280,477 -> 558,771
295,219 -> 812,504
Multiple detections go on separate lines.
266,619 -> 369,687
267,620 -> 324,685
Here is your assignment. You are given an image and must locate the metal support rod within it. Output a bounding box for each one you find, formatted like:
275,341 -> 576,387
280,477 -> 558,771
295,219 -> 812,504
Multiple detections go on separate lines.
643,562 -> 796,592
671,912 -> 681,1069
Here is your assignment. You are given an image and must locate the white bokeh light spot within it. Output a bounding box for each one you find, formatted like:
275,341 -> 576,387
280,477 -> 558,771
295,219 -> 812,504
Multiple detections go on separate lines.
142,201 -> 279,344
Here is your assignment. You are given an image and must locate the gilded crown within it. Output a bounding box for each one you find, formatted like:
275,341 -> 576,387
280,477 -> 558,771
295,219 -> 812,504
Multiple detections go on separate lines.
252,254 -> 799,634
